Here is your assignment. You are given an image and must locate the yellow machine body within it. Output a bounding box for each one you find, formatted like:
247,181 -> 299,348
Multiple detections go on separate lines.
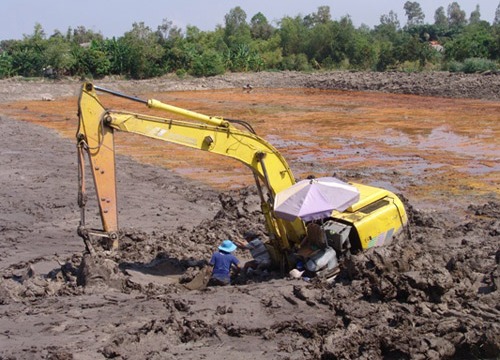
331,183 -> 408,250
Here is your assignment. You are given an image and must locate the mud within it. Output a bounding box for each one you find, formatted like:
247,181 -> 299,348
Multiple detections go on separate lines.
0,72 -> 499,359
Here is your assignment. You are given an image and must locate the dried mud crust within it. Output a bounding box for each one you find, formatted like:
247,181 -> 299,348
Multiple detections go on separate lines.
0,73 -> 499,359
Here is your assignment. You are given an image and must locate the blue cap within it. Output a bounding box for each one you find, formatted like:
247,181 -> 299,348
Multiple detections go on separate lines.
218,240 -> 237,253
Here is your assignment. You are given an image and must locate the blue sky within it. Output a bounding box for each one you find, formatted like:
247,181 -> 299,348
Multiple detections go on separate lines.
3,0 -> 498,40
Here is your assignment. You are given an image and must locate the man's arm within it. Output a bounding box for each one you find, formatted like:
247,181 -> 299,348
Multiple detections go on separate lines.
231,256 -> 241,272
209,253 -> 216,266
234,239 -> 249,249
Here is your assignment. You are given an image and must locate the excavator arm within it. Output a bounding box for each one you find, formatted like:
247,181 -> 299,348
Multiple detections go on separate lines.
76,83 -> 306,261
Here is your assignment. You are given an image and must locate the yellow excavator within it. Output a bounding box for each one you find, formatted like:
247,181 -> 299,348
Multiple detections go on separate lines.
76,83 -> 408,272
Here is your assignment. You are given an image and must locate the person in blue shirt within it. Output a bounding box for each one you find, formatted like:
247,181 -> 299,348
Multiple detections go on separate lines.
208,240 -> 241,286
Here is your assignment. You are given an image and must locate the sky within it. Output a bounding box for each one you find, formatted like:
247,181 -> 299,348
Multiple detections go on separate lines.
2,0 -> 498,41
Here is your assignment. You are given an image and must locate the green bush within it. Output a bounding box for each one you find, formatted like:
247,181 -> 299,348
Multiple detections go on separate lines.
445,60 -> 462,72
281,53 -> 311,71
447,58 -> 497,73
189,49 -> 225,77
0,53 -> 13,78
400,60 -> 421,72
461,58 -> 497,73
75,48 -> 111,78
175,69 -> 187,78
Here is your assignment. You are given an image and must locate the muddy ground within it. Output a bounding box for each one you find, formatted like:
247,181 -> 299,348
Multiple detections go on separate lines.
0,71 -> 499,360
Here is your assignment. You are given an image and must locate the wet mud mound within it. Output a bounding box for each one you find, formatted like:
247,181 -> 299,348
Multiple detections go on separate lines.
76,186 -> 269,291
1,186 -> 498,359
329,201 -> 500,359
303,71 -> 500,101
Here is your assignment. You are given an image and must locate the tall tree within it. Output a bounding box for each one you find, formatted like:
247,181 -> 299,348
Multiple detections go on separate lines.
304,6 -> 331,27
10,23 -> 47,77
492,3 -> 500,60
494,2 -> 500,25
44,35 -> 73,75
0,51 -> 13,78
305,16 -> 339,64
278,15 -> 307,56
157,19 -> 182,42
447,2 -> 467,27
250,12 -> 274,40
70,41 -> 110,78
343,18 -> 376,69
376,10 -> 401,42
120,22 -> 165,79
469,5 -> 481,24
434,6 -> 448,27
224,6 -> 251,45
374,9 -> 402,70
445,21 -> 495,61
30,23 -> 46,41
380,11 -> 401,30
68,26 -> 103,44
404,1 -> 425,26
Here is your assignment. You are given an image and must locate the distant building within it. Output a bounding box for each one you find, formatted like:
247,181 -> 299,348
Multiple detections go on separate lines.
429,41 -> 444,53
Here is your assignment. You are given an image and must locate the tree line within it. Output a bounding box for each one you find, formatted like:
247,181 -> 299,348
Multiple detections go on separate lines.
0,1 -> 499,79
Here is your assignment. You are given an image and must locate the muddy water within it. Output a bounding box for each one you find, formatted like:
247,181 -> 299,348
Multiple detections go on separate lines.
1,88 -> 498,210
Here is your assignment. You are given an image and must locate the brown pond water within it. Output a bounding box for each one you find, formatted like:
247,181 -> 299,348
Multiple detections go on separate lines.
1,88 -> 498,211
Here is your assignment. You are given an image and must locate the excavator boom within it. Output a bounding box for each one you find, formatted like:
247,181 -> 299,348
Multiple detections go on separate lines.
77,83 -> 305,258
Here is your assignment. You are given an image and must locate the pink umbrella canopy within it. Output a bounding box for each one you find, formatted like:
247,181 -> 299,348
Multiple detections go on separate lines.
273,177 -> 360,222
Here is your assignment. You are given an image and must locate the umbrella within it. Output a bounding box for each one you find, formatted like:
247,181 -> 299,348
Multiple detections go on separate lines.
273,177 -> 360,222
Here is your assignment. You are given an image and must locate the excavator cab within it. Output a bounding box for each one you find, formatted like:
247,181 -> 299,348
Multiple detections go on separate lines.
290,182 -> 408,276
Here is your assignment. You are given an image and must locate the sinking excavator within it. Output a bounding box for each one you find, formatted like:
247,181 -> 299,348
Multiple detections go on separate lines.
76,83 -> 408,274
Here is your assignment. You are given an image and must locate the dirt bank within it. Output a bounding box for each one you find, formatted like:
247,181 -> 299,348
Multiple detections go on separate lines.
1,70 -> 499,104
0,72 -> 498,359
